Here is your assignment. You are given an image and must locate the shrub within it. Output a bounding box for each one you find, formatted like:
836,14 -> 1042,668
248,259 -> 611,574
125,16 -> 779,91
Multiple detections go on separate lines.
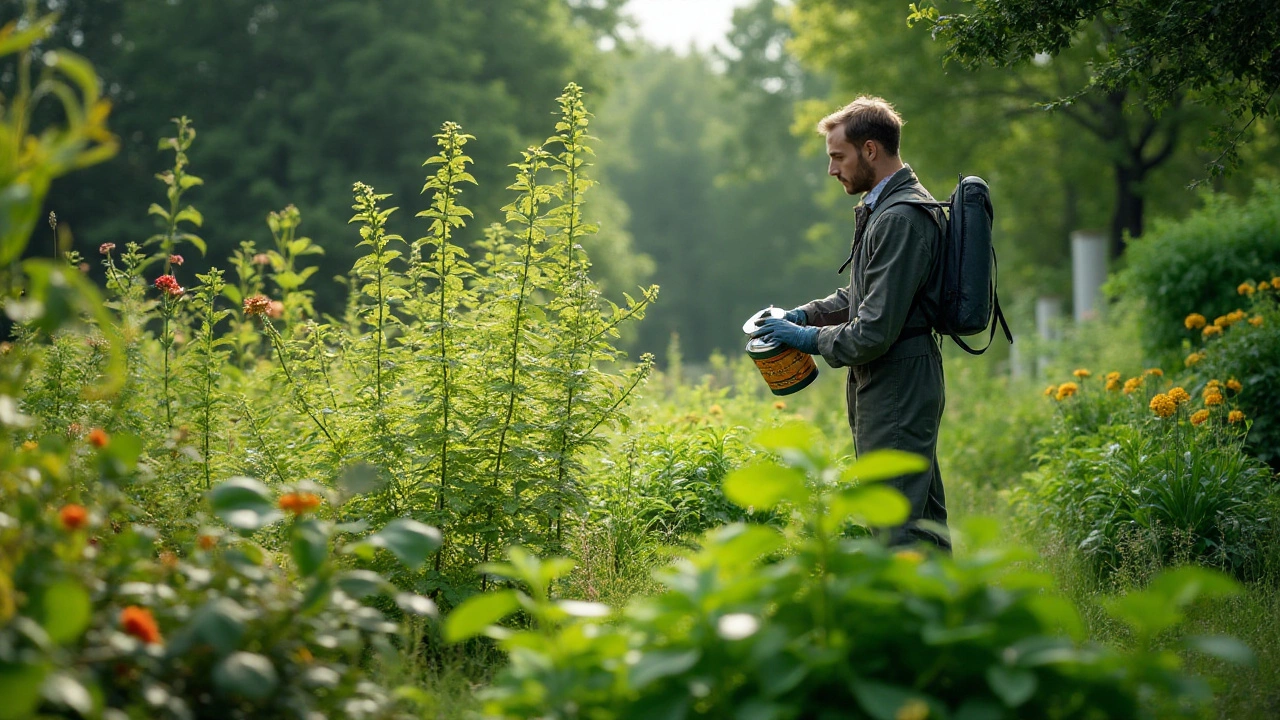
1112,182 -> 1280,357
448,424 -> 1251,719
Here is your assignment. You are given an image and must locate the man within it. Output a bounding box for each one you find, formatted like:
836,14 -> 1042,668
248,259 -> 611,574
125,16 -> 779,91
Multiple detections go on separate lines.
752,96 -> 949,550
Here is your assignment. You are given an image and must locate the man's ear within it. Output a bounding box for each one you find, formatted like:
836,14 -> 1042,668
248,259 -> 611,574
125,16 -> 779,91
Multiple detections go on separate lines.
862,139 -> 878,162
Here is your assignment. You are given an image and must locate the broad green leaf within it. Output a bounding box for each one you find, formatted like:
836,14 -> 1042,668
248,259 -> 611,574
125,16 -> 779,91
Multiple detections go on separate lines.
840,450 -> 930,483
335,570 -> 389,599
850,679 -> 936,720
986,666 -> 1037,707
629,649 -> 700,690
829,484 -> 911,528
1183,635 -> 1254,665
290,518 -> 328,577
396,593 -> 439,618
444,590 -> 520,643
723,463 -> 807,511
1148,566 -> 1241,607
40,580 -> 91,644
189,598 -> 247,655
754,422 -> 821,453
213,652 -> 278,700
0,663 -> 48,720
367,519 -> 442,570
337,463 -> 386,499
210,477 -> 282,534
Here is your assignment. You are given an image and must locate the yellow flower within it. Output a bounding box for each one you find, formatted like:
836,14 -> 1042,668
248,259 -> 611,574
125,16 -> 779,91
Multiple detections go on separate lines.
1226,378 -> 1242,393
1272,275 -> 1280,287
1168,387 -> 1190,405
773,400 -> 787,410
894,550 -> 924,563
1055,382 -> 1078,401
1261,281 -> 1273,291
895,699 -> 930,720
1204,391 -> 1225,406
1203,325 -> 1223,338
1073,368 -> 1091,379
1249,315 -> 1264,327
708,404 -> 723,416
1144,368 -> 1163,377
1190,409 -> 1210,426
1213,315 -> 1231,328
1106,371 -> 1121,381
1238,281 -> 1256,296
1207,379 -> 1222,388
1228,309 -> 1247,323
21,439 -> 37,451
1044,385 -> 1057,398
1106,377 -> 1121,392
1184,313 -> 1207,330
1229,410 -> 1246,424
1122,377 -> 1143,395
1149,393 -> 1177,418
1185,352 -> 1205,367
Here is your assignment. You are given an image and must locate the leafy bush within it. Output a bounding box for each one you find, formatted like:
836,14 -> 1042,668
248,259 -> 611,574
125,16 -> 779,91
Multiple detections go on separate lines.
1112,182 -> 1280,357
448,424 -> 1250,719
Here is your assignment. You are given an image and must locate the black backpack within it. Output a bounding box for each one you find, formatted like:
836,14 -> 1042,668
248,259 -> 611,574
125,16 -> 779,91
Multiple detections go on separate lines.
890,175 -> 1013,355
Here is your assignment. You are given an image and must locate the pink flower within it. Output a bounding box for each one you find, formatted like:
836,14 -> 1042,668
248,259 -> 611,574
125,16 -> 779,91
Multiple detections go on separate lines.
99,243 -> 116,255
154,275 -> 184,297
169,254 -> 184,266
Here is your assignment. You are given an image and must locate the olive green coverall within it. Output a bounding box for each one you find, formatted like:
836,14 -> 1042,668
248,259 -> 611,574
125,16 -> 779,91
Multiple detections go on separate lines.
797,166 -> 950,550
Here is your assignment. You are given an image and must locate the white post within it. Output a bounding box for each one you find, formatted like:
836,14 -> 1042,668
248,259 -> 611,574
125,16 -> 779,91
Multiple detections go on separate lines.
1035,296 -> 1063,378
1071,231 -> 1108,322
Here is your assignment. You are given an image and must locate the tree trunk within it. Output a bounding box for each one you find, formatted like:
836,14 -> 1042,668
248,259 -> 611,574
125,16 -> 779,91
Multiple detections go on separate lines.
1110,163 -> 1145,259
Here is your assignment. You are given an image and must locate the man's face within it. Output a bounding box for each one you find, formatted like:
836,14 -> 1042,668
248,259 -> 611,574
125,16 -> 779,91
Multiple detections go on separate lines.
826,130 -> 875,196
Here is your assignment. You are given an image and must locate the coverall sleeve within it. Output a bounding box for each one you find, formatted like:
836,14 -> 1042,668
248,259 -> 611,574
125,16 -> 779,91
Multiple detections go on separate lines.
796,288 -> 851,327
813,211 -> 934,368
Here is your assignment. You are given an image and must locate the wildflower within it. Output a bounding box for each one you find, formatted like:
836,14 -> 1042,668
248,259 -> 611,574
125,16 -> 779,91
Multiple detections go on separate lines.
1168,387 -> 1190,405
1260,281 -> 1272,291
268,300 -> 285,319
1043,385 -> 1057,397
1228,309 -> 1247,324
278,492 -> 322,515
773,400 -> 786,410
1184,313 -> 1206,330
87,427 -> 109,448
197,534 -> 217,551
1204,391 -> 1225,406
1106,371 -> 1121,381
1226,378 -> 1242,393
1190,409 -> 1210,426
1229,410 -> 1246,424
154,275 -> 183,298
1144,368 -> 1163,377
1203,325 -> 1223,338
1149,394 -> 1177,418
59,504 -> 89,531
1073,368 -> 1091,379
252,253 -> 271,266
1185,351 -> 1205,367
21,439 -> 37,451
1273,276 -> 1280,287
243,294 -> 272,316
895,699 -> 929,720
1238,281 -> 1256,296
78,262 -> 90,274
708,404 -> 723,416
1213,315 -> 1231,328
1055,382 -> 1078,401
169,254 -> 184,266
119,606 -> 162,644
1106,377 -> 1121,392
99,242 -> 116,255
1122,377 -> 1143,395
1249,315 -> 1264,327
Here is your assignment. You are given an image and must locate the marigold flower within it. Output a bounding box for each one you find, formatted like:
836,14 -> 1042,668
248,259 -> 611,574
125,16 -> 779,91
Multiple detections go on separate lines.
1168,387 -> 1190,405
1238,282 -> 1256,296
1185,352 -> 1205,367
1261,281 -> 1272,291
1144,368 -> 1163,377
120,606 -> 162,644
243,294 -> 272,316
278,492 -> 322,515
773,401 -> 786,410
1204,391 -> 1225,407
99,242 -> 116,255
1073,368 -> 1091,379
59,504 -> 89,530
1273,276 -> 1280,288
1055,382 -> 1078,401
1226,378 -> 1242,393
1106,371 -> 1121,381
87,427 -> 109,448
169,254 -> 184,266
1229,410 -> 1246,424
1106,377 -> 1121,392
1203,325 -> 1223,338
1190,409 -> 1210,426
21,439 -> 38,451
1149,393 -> 1177,418
1122,377 -> 1143,395
197,534 -> 217,551
1043,385 -> 1057,397
708,404 -> 723,416
1206,379 -> 1222,389
158,551 -> 179,569
1213,315 -> 1230,328
154,274 -> 183,298
1228,309 -> 1247,324
1184,313 -> 1206,330
1249,315 -> 1264,327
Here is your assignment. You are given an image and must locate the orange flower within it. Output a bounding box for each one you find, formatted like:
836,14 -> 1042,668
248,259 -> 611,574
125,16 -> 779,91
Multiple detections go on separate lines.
158,551 -> 179,569
1204,391 -> 1225,406
1185,352 -> 1205,367
1238,282 -> 1256,296
773,401 -> 786,410
1203,325 -> 1223,338
21,439 -> 38,451
243,295 -> 272,316
120,606 -> 162,644
1250,315 -> 1265,327
1073,368 -> 1091,379
87,427 -> 109,448
1043,385 -> 1057,397
1106,371 -> 1121,382
1144,368 -> 1164,377
59,504 -> 89,531
1226,378 -> 1242,393
1123,377 -> 1143,395
1228,410 -> 1246,424
1168,387 -> 1190,405
708,404 -> 723,416
1190,409 -> 1210,426
1149,393 -> 1177,418
1055,382 -> 1079,401
1261,281 -> 1272,291
278,492 -> 322,515
197,534 -> 217,551
1106,377 -> 1121,392
1184,313 -> 1206,330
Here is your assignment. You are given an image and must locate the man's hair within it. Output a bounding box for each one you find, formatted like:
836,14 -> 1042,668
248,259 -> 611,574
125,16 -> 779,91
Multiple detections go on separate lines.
817,96 -> 903,156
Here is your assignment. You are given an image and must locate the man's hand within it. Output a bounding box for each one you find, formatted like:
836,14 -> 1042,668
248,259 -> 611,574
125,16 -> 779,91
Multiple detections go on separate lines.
784,308 -> 807,325
752,317 -> 820,355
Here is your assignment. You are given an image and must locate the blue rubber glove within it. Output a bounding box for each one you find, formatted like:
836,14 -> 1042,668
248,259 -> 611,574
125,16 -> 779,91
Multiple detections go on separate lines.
752,317 -> 820,355
784,308 -> 807,325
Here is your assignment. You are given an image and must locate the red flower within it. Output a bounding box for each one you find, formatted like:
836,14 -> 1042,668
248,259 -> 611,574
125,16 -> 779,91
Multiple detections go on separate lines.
87,427 -> 110,448
278,492 -> 322,515
154,275 -> 184,297
59,504 -> 89,531
99,243 -> 116,255
197,534 -> 217,551
169,254 -> 184,266
243,294 -> 272,316
120,606 -> 162,644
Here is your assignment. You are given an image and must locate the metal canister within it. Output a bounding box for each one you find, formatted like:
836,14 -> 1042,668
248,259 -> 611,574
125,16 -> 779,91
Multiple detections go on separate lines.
743,307 -> 819,396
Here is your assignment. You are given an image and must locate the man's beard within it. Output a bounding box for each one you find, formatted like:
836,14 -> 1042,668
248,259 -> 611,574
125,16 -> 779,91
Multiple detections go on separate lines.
848,152 -> 876,195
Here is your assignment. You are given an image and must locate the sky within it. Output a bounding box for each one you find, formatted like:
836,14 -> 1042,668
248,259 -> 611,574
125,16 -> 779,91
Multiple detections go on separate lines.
624,0 -> 757,53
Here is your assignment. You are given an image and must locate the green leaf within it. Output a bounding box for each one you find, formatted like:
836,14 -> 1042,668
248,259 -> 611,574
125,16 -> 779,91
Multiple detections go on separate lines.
335,570 -> 390,599
189,598 -> 247,655
986,666 -> 1038,707
840,450 -> 930,483
444,590 -> 520,643
366,519 -> 442,570
629,649 -> 700,690
213,652 -> 278,701
754,422 -> 821,453
337,463 -> 386,499
396,593 -> 439,618
210,476 -> 282,534
1183,635 -> 1254,665
0,663 -> 48,720
40,580 -> 91,644
290,518 -> 328,577
723,462 -> 807,511
829,484 -> 911,528
851,679 -> 936,720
